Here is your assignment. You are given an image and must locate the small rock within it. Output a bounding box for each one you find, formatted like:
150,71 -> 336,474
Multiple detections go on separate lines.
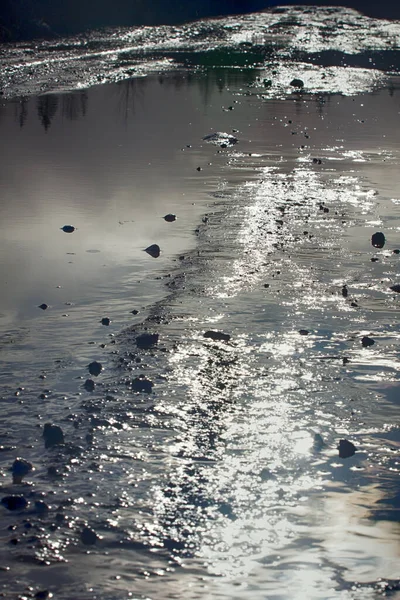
392,249 -> 400,254
81,526 -> 98,545
203,330 -> 231,342
34,500 -> 49,514
11,458 -> 33,484
43,423 -> 64,448
84,379 -> 95,392
88,361 -> 103,377
164,214 -> 176,222
1,495 -> 28,511
371,257 -> 379,262
131,376 -> 154,393
61,225 -> 75,233
290,78 -> 304,88
35,590 -> 52,599
313,433 -> 325,450
390,284 -> 400,293
338,439 -> 356,459
298,329 -> 309,336
196,167 -> 202,172
144,244 -> 161,258
47,466 -> 62,478
312,158 -> 322,165
101,317 -> 111,326
371,231 -> 385,248
361,336 -> 375,347
341,285 -> 348,298
131,309 -> 139,315
38,303 -> 48,310
136,333 -> 159,349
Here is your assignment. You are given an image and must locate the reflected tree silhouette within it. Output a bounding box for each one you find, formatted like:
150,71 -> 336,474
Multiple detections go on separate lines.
17,98 -> 28,128
37,93 -> 59,131
62,91 -> 88,121
114,78 -> 147,121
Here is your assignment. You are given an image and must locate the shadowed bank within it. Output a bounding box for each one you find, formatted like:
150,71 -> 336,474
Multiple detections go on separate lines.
1,0 -> 400,41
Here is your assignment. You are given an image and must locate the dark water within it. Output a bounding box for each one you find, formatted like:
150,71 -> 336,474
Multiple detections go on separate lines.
0,6 -> 400,600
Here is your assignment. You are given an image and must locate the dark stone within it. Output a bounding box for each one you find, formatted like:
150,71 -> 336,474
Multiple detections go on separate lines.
47,466 -> 61,477
81,526 -> 98,545
393,249 -> 400,254
371,257 -> 379,262
341,285 -> 348,298
35,590 -> 51,599
164,214 -> 176,222
196,167 -> 202,171
299,329 -> 309,335
136,333 -> 159,349
312,158 -> 322,164
144,244 -> 160,258
84,379 -> 95,392
34,500 -> 49,514
338,439 -> 356,458
390,284 -> 400,293
361,336 -> 375,347
1,495 -> 28,511
371,231 -> 385,248
203,330 -> 231,342
38,303 -> 48,310
313,433 -> 325,450
61,225 -> 75,233
131,309 -> 139,315
131,376 -> 154,393
101,317 -> 111,326
43,423 -> 64,448
11,458 -> 33,483
290,78 -> 304,88
88,361 -> 103,377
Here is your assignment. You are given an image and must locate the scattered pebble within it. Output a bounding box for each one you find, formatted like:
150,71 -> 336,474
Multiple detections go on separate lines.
1,495 -> 28,511
298,329 -> 309,335
361,336 -> 375,347
38,303 -> 48,310
131,309 -> 139,315
61,225 -> 75,233
34,500 -> 49,514
11,458 -> 33,484
81,526 -> 99,545
290,78 -> 304,88
338,439 -> 356,458
84,379 -> 95,392
136,333 -> 159,349
164,214 -> 176,222
144,244 -> 161,258
196,167 -> 202,172
101,317 -> 111,326
35,591 -> 53,599
43,423 -> 65,448
371,231 -> 385,248
88,361 -> 103,376
203,330 -> 231,342
131,376 -> 154,393
341,285 -> 348,298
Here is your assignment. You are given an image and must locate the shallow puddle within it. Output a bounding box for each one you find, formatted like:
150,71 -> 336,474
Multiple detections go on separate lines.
0,6 -> 400,600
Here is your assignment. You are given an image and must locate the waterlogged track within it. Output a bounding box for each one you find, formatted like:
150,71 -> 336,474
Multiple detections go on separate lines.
0,6 -> 400,600
0,6 -> 400,99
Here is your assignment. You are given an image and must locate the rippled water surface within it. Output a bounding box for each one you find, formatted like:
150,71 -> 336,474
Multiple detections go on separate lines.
0,5 -> 400,600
